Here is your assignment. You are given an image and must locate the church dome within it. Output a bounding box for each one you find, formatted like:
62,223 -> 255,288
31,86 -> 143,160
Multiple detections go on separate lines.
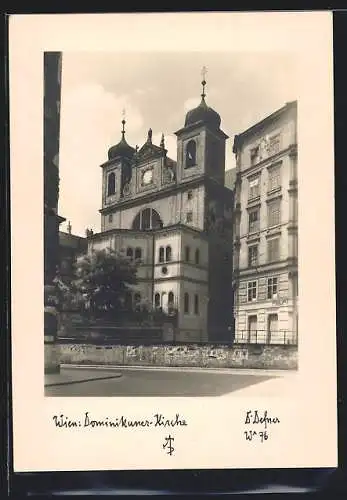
108,136 -> 135,160
108,119 -> 135,160
184,97 -> 221,129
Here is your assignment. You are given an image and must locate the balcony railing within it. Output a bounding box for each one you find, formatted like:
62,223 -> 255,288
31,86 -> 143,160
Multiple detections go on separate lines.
234,330 -> 297,346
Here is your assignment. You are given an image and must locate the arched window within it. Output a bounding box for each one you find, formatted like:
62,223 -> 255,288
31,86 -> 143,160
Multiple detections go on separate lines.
132,208 -> 163,231
165,245 -> 172,262
184,292 -> 190,314
186,140 -> 196,168
152,210 -> 163,229
185,246 -> 190,262
194,294 -> 199,315
195,248 -> 200,265
168,291 -> 174,305
159,246 -> 165,263
135,247 -> 142,261
107,172 -> 115,196
154,292 -> 161,308
132,211 -> 141,230
141,207 -> 151,230
126,247 -> 133,260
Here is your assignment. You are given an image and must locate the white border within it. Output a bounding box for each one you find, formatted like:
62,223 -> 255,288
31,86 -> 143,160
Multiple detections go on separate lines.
9,12 -> 337,472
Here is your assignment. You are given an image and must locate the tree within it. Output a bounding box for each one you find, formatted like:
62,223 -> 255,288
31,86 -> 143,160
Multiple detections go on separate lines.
72,247 -> 138,320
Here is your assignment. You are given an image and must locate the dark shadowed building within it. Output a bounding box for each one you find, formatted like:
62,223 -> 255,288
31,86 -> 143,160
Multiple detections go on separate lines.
44,52 -> 64,373
59,223 -> 87,280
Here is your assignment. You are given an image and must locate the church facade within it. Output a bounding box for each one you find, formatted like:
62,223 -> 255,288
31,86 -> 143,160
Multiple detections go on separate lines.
86,79 -> 234,343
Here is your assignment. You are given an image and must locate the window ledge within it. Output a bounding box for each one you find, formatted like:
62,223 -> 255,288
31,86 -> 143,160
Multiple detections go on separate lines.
247,231 -> 261,241
247,263 -> 259,269
267,186 -> 282,197
266,226 -> 282,238
266,259 -> 282,265
247,196 -> 261,207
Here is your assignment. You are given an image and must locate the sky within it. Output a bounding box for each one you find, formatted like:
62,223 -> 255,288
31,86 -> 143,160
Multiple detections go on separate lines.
58,52 -> 298,236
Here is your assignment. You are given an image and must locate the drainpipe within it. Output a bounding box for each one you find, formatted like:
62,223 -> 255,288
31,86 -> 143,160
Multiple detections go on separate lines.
151,231 -> 155,321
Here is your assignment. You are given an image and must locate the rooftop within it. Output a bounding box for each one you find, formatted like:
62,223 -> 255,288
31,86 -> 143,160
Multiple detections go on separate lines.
233,101 -> 297,152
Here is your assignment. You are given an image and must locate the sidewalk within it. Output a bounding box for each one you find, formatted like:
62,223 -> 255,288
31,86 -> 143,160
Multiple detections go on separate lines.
60,363 -> 297,378
45,367 -> 122,387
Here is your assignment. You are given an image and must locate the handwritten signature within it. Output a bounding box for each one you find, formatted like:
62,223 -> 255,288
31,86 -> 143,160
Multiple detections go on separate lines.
243,410 -> 280,442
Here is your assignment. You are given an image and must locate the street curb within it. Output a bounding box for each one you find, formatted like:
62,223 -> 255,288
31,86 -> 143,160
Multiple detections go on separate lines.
60,363 -> 297,377
45,373 -> 123,387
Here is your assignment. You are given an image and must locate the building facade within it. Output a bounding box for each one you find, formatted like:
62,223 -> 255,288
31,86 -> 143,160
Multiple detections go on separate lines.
59,223 -> 88,281
87,78 -> 234,342
232,101 -> 298,345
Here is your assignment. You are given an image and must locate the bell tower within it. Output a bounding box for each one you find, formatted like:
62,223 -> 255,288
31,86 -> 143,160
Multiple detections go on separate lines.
101,111 -> 135,211
175,67 -> 229,186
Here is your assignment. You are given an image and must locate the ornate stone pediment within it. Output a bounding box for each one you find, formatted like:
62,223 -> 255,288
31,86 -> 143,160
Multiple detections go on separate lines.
136,142 -> 165,162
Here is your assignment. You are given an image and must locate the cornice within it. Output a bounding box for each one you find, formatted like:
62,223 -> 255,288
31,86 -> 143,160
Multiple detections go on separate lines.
174,120 -> 229,140
233,257 -> 298,280
100,175 -> 232,215
89,223 -> 209,242
154,259 -> 208,271
232,101 -> 297,151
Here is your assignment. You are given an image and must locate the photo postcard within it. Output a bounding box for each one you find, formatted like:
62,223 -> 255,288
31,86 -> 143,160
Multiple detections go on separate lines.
9,11 -> 337,473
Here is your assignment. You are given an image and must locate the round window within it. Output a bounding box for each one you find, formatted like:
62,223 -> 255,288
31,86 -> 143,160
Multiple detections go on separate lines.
161,266 -> 168,275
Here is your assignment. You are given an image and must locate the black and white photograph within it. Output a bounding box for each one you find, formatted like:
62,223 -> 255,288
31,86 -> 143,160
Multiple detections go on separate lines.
44,51 -> 299,397
10,12 -> 337,473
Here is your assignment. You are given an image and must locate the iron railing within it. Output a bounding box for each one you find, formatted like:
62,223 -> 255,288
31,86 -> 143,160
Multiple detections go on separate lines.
234,330 -> 297,345
57,327 -> 297,347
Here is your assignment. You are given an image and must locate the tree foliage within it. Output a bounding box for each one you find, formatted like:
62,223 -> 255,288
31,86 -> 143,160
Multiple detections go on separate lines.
53,247 -> 179,328
71,247 -> 138,319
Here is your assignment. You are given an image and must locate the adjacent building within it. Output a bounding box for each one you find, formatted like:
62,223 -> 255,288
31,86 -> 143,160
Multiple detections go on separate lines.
59,222 -> 88,280
232,101 -> 298,345
86,78 -> 234,342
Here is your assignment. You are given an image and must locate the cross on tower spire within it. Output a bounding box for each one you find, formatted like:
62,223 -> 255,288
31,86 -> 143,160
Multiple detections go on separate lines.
121,108 -> 126,138
201,66 -> 208,100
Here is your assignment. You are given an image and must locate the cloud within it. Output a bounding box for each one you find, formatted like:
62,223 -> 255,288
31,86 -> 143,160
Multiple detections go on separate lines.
134,86 -> 157,96
59,83 -> 144,236
58,53 -> 297,236
183,97 -> 201,112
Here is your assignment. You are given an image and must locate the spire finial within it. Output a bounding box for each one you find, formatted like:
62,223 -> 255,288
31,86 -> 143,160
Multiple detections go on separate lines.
121,108 -> 126,138
67,220 -> 72,234
201,65 -> 208,100
147,128 -> 152,143
160,133 -> 165,149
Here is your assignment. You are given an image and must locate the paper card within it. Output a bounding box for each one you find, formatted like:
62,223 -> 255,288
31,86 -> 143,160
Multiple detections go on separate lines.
9,12 -> 337,472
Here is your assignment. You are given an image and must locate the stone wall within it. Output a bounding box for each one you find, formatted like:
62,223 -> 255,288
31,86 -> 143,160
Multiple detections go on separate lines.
44,343 -> 60,373
58,343 -> 298,370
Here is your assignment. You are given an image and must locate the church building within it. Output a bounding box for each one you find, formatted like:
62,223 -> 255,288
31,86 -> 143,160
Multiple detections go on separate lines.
86,75 -> 234,343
